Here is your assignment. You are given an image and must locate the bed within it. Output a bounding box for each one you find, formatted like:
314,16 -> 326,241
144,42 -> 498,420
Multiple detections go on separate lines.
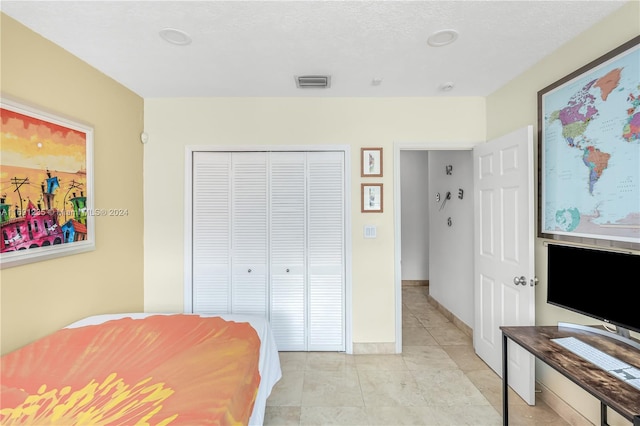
0,313 -> 282,425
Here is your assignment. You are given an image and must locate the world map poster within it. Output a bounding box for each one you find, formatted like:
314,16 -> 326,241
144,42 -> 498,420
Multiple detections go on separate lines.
539,36 -> 640,247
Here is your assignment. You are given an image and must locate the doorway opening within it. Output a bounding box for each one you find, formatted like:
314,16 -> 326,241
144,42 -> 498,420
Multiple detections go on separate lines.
393,142 -> 475,353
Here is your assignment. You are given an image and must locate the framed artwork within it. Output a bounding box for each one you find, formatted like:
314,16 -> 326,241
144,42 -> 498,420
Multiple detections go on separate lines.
361,183 -> 383,213
538,35 -> 640,250
361,147 -> 383,177
0,97 -> 95,268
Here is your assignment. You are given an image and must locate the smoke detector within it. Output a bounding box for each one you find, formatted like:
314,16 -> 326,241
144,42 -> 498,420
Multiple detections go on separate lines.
295,75 -> 331,89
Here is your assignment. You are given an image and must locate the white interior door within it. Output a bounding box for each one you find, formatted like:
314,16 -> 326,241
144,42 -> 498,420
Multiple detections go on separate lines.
307,152 -> 345,351
192,152 -> 232,314
473,126 -> 536,405
231,152 -> 268,316
270,152 -> 307,350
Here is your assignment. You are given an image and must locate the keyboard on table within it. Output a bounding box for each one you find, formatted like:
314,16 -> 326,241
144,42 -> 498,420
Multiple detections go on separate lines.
552,336 -> 640,391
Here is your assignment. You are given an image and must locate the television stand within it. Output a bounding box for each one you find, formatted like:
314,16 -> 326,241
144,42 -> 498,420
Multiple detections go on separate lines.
500,325 -> 640,426
558,322 -> 640,351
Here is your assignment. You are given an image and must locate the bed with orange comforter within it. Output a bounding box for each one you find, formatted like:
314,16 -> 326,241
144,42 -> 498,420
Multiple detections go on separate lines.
0,313 -> 282,425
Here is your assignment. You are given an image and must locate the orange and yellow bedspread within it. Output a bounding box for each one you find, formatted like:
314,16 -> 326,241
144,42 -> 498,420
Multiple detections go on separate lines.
0,315 -> 262,425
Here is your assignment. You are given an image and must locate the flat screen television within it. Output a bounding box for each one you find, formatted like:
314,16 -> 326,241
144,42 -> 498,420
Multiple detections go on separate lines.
547,243 -> 640,336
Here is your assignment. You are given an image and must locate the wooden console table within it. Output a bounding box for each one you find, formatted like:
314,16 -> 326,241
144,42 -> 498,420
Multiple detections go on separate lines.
501,325 -> 640,426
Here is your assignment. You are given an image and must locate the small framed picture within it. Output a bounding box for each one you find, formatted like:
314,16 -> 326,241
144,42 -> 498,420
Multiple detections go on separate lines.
361,183 -> 383,213
361,147 -> 383,177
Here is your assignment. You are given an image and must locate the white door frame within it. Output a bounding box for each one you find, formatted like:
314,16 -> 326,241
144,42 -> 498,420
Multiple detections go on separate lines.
185,144 -> 353,354
393,141 -> 479,353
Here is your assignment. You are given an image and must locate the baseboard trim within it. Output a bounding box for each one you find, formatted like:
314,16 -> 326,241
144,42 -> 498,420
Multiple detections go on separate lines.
535,381 -> 590,426
426,294 -> 473,338
402,280 -> 429,287
352,342 -> 396,354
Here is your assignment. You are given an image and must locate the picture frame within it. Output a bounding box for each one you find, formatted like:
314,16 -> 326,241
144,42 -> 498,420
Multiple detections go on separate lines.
361,147 -> 383,177
1,97 -> 95,268
537,35 -> 640,250
361,183 -> 383,213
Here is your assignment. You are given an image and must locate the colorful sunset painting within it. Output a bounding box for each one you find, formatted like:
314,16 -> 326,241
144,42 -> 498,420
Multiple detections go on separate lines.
0,101 -> 92,260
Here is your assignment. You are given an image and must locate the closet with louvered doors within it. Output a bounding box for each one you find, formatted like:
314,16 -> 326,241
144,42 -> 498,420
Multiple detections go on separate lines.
191,150 -> 345,351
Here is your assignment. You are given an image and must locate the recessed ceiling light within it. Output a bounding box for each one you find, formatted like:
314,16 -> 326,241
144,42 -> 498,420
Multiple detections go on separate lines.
159,28 -> 192,46
427,29 -> 459,47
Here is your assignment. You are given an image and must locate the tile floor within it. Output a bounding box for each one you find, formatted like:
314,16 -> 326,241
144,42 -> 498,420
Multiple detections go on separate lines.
264,286 -> 571,425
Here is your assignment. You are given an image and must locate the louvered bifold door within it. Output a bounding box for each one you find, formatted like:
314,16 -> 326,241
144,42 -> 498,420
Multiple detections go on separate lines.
307,152 -> 345,351
231,152 -> 269,317
192,152 -> 232,314
269,152 -> 307,350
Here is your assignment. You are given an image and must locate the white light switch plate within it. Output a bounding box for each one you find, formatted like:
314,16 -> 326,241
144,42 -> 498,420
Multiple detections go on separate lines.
364,225 -> 377,239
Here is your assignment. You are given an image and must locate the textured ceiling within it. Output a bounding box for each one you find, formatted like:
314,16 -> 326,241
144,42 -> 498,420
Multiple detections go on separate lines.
0,1 -> 631,98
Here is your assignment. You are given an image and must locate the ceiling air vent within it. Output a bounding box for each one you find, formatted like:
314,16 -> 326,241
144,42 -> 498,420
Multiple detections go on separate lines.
295,75 -> 331,89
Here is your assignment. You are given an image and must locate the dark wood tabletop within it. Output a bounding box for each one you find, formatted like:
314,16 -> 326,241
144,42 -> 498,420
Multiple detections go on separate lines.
501,325 -> 640,423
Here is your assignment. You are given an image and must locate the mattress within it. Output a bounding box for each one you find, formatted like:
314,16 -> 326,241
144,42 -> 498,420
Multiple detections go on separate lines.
0,313 -> 282,425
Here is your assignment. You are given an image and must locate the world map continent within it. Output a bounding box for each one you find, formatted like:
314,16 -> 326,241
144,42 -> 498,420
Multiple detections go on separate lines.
547,68 -> 623,195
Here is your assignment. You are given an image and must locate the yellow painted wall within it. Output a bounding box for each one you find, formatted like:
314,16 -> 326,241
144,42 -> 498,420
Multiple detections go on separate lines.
0,14 -> 145,355
486,2 -> 639,425
143,97 -> 485,345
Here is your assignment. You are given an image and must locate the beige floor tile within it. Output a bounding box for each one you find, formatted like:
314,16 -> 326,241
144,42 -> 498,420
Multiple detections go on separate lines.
441,344 -> 490,372
413,311 -> 452,328
404,302 -> 434,314
413,369 -> 491,406
403,326 -> 439,346
425,322 -> 472,346
302,368 -> 364,407
503,401 -> 570,425
354,353 -> 408,371
300,406 -> 370,425
402,287 -> 430,300
366,406 -> 444,425
306,351 -> 355,371
425,404 -> 503,425
267,370 -> 305,407
402,345 -> 460,371
465,369 -> 526,408
403,310 -> 425,328
278,351 -> 307,372
263,406 -> 301,425
358,369 -> 427,407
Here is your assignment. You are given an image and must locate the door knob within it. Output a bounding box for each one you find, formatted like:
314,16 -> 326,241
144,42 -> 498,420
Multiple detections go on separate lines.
513,276 -> 527,286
